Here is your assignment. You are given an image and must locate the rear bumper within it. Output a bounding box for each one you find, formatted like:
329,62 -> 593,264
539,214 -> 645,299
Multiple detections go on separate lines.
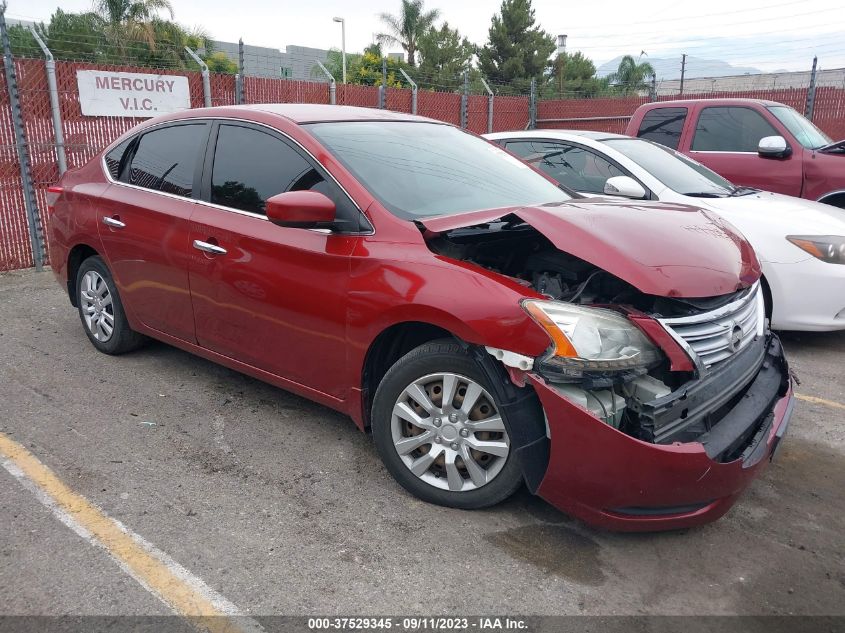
529,335 -> 793,532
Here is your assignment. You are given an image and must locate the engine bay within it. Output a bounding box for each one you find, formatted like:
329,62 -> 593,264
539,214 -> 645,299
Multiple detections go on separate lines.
425,218 -> 740,317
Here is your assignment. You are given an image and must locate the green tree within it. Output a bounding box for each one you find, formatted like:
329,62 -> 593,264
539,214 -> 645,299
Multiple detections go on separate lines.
416,22 -> 475,90
478,0 -> 555,93
607,54 -> 656,95
545,51 -> 610,98
204,51 -> 238,74
376,0 -> 440,67
95,0 -> 174,50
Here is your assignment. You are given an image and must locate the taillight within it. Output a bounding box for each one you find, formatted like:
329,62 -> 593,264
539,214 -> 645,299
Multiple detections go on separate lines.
45,185 -> 63,214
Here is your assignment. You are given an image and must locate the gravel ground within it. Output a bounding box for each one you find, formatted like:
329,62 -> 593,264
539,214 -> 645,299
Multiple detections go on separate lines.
0,268 -> 843,617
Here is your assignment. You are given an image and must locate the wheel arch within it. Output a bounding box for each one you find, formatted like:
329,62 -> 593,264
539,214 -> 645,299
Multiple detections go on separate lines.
360,323 -> 550,492
66,243 -> 101,307
817,191 -> 845,209
360,321 -> 454,429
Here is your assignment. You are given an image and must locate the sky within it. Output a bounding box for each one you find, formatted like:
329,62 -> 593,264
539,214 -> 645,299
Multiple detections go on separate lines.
8,0 -> 845,74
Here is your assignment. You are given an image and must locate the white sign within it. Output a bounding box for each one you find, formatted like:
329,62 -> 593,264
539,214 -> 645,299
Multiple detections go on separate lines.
76,70 -> 191,117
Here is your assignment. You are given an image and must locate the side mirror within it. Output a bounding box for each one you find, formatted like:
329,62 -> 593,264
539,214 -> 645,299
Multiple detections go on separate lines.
603,176 -> 647,200
265,190 -> 336,229
758,135 -> 790,159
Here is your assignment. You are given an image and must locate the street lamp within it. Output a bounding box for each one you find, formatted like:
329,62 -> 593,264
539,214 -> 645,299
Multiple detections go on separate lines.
333,17 -> 346,84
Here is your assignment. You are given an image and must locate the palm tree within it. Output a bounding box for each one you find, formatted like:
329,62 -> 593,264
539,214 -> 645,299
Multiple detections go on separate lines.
376,0 -> 440,67
95,0 -> 174,51
608,54 -> 656,95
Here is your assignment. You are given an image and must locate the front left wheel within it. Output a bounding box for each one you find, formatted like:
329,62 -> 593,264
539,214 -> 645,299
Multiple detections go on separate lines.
371,340 -> 524,509
76,255 -> 145,355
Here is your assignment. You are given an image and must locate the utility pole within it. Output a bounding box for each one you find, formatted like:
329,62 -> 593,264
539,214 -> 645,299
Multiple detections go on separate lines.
1,5 -> 45,270
679,53 -> 687,95
806,56 -> 818,121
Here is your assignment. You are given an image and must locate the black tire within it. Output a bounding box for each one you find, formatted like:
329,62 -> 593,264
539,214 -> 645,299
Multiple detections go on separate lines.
372,339 -> 524,509
75,255 -> 145,355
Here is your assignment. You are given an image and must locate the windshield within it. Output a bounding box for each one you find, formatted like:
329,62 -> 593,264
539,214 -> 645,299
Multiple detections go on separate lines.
767,105 -> 832,149
603,138 -> 734,197
307,121 -> 570,219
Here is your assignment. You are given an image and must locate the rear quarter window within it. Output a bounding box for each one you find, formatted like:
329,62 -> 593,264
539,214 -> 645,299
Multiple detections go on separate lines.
104,137 -> 134,180
636,107 -> 688,150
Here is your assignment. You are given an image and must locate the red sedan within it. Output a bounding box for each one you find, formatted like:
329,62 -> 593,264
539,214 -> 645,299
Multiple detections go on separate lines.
47,105 -> 793,531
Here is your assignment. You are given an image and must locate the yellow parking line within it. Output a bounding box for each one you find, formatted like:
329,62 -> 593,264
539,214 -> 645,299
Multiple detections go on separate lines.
0,432 -> 261,633
795,393 -> 845,411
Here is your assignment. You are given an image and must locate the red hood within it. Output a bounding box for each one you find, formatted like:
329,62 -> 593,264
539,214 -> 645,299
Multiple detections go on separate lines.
420,199 -> 761,298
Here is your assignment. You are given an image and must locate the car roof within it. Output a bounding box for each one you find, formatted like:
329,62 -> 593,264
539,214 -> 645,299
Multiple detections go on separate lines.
638,98 -> 784,108
180,103 -> 438,124
485,129 -> 629,142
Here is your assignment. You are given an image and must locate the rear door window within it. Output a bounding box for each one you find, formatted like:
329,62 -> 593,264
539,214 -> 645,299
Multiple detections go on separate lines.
128,124 -> 208,197
507,140 -> 626,193
692,107 -> 779,152
636,107 -> 687,150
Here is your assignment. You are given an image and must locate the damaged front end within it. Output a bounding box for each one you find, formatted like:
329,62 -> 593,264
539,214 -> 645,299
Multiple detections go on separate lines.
424,211 -> 794,530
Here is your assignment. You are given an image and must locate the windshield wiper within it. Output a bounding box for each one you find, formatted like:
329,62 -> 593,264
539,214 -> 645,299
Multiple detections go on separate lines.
729,186 -> 758,197
684,191 -> 726,198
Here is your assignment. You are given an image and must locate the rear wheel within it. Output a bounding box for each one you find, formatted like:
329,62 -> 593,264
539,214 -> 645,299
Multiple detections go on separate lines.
76,256 -> 145,355
372,340 -> 523,509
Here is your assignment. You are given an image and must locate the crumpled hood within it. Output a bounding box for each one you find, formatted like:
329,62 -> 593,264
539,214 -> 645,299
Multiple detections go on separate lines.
420,198 -> 761,298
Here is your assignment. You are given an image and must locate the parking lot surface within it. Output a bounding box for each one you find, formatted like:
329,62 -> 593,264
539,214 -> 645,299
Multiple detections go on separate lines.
1,268 -> 843,617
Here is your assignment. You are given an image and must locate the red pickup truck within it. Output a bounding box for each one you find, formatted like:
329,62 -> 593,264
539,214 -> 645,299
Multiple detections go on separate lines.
626,98 -> 845,208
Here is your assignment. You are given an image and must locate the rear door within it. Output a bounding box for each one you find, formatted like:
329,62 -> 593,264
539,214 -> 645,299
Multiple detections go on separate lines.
187,120 -> 362,399
687,105 -> 802,195
98,121 -> 209,342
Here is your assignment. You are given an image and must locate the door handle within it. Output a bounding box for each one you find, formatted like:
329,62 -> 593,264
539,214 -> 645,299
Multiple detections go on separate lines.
102,216 -> 125,229
193,239 -> 227,256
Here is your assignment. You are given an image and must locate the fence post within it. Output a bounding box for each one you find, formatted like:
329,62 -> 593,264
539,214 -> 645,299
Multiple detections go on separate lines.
1,8 -> 44,270
480,77 -> 494,133
30,27 -> 66,175
315,61 -> 336,105
399,68 -> 417,114
184,46 -> 211,107
805,56 -> 818,121
235,38 -> 244,104
378,58 -> 387,109
650,74 -> 657,102
528,78 -> 537,130
460,72 -> 469,129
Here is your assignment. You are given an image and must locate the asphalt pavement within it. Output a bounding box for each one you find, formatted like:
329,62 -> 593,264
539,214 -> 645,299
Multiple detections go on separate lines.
1,268 -> 843,619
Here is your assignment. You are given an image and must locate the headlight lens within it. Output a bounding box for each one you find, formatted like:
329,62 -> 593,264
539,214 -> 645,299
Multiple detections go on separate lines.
522,300 -> 663,379
787,235 -> 845,264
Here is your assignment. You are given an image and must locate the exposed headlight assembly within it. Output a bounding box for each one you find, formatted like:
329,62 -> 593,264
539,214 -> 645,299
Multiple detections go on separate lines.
522,300 -> 663,381
787,235 -> 845,265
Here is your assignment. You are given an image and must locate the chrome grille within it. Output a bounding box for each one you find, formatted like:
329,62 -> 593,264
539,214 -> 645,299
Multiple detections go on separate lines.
659,283 -> 765,371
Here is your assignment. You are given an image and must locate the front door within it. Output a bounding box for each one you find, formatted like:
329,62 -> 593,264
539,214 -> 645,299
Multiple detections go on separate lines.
687,105 -> 802,196
188,121 -> 362,399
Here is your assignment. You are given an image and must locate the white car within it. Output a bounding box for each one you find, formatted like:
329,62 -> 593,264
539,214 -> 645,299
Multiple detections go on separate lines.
485,130 -> 845,331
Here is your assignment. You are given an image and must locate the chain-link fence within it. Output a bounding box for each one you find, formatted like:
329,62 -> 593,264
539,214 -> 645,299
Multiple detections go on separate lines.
2,20 -> 844,271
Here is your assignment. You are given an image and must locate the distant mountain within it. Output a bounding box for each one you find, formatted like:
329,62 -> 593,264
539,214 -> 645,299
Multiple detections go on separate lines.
597,55 -> 761,81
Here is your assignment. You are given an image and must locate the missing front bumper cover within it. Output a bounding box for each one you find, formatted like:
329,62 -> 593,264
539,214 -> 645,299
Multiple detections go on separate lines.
636,334 -> 789,460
